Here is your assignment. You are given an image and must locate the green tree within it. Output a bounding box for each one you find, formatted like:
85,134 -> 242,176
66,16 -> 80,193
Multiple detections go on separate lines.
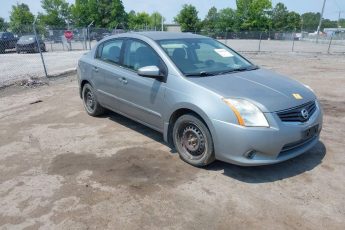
9,3 -> 35,34
71,0 -> 90,27
339,18 -> 345,28
271,2 -> 288,31
85,0 -> 127,28
174,4 -> 201,32
301,12 -> 320,32
322,19 -> 337,29
0,17 -> 9,31
128,12 -> 150,30
286,11 -> 301,31
236,0 -> 272,31
127,10 -> 137,29
216,8 -> 237,32
150,12 -> 163,30
203,7 -> 219,32
271,3 -> 300,31
109,0 -> 127,28
40,0 -> 71,28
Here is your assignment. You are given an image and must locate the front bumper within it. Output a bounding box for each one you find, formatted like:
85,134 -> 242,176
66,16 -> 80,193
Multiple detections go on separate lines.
211,102 -> 323,166
17,44 -> 36,52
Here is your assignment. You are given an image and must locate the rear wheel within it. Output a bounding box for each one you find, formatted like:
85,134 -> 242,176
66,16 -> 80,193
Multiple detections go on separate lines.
82,83 -> 105,116
173,114 -> 215,167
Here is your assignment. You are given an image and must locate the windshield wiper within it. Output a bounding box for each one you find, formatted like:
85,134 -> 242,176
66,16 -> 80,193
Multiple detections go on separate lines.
217,65 -> 259,75
184,71 -> 216,77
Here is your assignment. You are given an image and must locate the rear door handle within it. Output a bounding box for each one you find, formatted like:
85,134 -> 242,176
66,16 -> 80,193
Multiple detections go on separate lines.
118,77 -> 128,84
92,66 -> 98,72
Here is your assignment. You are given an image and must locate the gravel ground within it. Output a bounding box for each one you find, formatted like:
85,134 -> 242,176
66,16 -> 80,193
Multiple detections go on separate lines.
0,50 -> 86,87
0,52 -> 345,229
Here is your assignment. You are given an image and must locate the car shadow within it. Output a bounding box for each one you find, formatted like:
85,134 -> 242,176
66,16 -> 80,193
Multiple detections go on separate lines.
100,110 -> 326,183
206,141 -> 326,183
102,110 -> 166,144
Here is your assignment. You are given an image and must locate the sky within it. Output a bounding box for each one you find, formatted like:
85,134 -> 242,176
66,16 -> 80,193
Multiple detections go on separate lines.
1,0 -> 344,23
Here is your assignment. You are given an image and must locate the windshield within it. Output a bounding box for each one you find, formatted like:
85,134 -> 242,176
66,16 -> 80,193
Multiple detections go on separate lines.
158,38 -> 255,76
19,35 -> 36,42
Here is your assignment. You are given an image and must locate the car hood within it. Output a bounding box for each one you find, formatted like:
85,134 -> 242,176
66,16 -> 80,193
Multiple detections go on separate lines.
187,68 -> 316,112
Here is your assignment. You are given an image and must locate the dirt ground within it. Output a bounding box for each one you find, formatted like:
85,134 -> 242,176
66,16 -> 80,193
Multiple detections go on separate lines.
0,52 -> 344,230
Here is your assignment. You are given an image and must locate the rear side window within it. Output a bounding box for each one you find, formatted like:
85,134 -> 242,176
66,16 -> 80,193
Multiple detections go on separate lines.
6,33 -> 14,39
96,39 -> 123,64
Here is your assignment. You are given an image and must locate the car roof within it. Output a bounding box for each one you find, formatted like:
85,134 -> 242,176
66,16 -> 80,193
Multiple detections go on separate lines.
115,31 -> 207,41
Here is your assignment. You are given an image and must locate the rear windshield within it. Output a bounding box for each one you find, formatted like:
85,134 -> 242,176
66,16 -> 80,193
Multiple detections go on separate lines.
19,35 -> 36,42
1,32 -> 14,39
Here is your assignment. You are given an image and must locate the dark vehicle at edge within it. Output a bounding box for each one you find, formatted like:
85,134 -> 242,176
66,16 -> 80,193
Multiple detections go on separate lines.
16,35 -> 46,53
0,32 -> 18,53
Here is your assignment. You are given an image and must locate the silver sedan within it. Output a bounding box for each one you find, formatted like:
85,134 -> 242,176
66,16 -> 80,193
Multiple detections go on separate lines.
77,32 -> 323,166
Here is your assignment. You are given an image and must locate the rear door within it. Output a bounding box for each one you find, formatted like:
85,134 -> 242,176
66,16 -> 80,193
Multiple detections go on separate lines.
92,38 -> 124,110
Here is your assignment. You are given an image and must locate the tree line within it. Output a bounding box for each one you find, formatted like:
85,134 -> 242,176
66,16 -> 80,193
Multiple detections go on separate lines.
1,0 -> 344,34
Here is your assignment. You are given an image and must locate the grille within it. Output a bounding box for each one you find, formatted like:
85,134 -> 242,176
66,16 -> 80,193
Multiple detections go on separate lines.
277,101 -> 316,122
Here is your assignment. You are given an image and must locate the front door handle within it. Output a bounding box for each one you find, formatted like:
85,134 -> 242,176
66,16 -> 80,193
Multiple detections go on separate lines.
118,77 -> 128,84
92,66 -> 98,72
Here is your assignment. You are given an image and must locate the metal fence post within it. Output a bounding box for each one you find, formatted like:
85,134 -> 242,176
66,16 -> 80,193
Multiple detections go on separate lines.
87,21 -> 94,50
33,18 -> 48,78
225,30 -> 228,46
292,30 -> 296,52
258,31 -> 263,52
327,34 -> 333,54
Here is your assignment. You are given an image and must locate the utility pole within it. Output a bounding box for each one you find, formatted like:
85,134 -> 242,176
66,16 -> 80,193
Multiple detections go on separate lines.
338,11 -> 344,29
316,0 -> 327,43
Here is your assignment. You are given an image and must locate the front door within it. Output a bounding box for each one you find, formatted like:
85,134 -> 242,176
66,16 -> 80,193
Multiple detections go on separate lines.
115,39 -> 166,131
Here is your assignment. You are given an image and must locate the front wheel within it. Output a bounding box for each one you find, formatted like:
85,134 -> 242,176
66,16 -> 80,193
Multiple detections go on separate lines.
82,83 -> 105,116
173,114 -> 215,167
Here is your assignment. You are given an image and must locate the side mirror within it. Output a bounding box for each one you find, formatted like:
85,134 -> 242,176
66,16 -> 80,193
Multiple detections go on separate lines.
137,66 -> 163,79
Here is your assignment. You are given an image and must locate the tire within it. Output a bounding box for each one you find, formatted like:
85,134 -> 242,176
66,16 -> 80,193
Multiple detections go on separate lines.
173,114 -> 215,167
82,83 -> 105,116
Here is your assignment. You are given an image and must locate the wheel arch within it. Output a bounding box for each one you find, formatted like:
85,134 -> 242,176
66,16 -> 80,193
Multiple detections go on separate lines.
166,106 -> 216,147
80,79 -> 92,98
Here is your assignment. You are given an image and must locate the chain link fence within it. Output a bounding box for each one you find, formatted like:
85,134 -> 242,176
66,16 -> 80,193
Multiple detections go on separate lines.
1,25 -> 345,88
198,30 -> 345,54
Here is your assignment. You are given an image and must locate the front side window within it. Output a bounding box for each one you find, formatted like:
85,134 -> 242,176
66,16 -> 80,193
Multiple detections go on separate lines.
123,39 -> 160,71
97,39 -> 123,64
158,38 -> 255,76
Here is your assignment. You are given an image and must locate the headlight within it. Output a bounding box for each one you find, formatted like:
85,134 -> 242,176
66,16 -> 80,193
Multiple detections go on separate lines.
222,98 -> 269,127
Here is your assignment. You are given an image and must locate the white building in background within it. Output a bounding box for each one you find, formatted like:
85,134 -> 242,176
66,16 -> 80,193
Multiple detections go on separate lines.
324,28 -> 345,37
166,24 -> 181,33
